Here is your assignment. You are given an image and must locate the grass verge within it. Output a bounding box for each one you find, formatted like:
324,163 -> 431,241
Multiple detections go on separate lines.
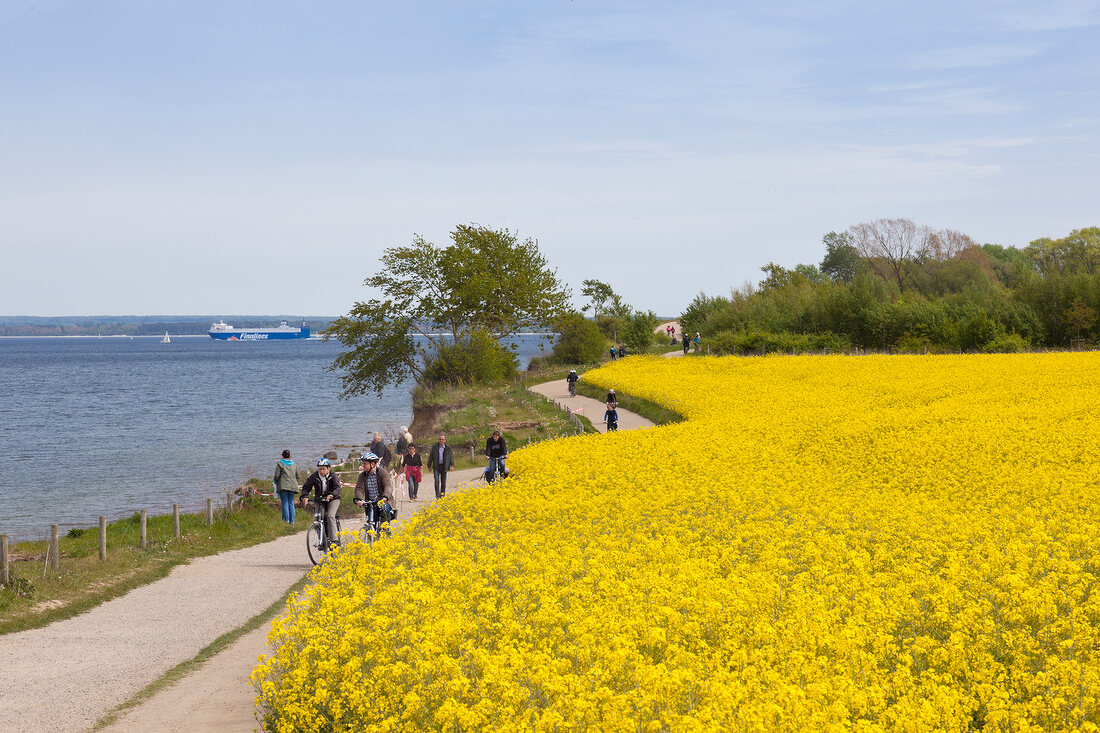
90,572 -> 311,731
0,496 -> 309,635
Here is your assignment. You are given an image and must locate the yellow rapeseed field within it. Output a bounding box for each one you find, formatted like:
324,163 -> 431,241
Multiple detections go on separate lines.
253,353 -> 1100,731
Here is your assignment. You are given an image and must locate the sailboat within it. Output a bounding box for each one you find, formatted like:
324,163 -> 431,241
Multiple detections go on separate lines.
161,332 -> 171,344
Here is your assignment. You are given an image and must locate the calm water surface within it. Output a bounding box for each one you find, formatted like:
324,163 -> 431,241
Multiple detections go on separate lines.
0,335 -> 548,541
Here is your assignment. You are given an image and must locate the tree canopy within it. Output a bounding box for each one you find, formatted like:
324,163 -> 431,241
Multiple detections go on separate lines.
682,221 -> 1100,354
326,224 -> 571,397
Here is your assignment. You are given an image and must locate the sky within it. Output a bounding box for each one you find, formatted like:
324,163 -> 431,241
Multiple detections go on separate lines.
1,0 -> 1098,318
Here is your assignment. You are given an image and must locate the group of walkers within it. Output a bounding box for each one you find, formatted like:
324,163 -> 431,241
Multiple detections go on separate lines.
271,425 -> 511,529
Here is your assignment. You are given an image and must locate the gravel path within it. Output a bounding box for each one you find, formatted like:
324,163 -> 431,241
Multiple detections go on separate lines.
528,378 -> 656,432
4,384 -> 654,733
0,529 -> 310,733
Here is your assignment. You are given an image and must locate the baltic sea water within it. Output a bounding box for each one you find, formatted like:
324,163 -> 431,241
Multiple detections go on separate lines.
0,335 -> 550,541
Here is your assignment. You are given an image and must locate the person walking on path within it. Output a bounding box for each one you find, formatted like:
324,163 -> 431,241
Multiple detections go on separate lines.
395,425 -> 410,457
694,332 -> 701,353
300,459 -> 341,547
401,443 -> 423,500
273,450 -> 299,523
368,432 -> 393,469
683,336 -> 690,355
426,434 -> 455,499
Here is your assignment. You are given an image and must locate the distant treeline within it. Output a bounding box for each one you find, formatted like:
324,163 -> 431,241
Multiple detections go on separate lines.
0,316 -> 334,337
681,220 -> 1100,354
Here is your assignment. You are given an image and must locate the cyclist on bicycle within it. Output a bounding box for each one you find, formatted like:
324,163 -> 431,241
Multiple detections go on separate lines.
606,388 -> 617,407
566,369 -> 579,396
354,452 -> 394,531
301,458 -> 342,548
484,429 -> 508,482
604,404 -> 619,431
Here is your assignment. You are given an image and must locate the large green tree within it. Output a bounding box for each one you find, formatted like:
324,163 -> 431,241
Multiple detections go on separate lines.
326,224 -> 571,397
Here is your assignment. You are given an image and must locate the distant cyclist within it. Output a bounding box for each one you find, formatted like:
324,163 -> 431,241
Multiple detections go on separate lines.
566,369 -> 579,397
484,429 -> 508,482
301,458 -> 341,548
354,452 -> 394,525
603,404 -> 619,431
606,388 -> 617,407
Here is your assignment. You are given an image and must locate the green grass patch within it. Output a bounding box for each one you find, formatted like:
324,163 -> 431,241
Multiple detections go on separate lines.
0,496 -> 308,635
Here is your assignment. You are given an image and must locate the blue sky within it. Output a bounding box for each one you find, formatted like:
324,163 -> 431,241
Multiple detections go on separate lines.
2,0 -> 1098,317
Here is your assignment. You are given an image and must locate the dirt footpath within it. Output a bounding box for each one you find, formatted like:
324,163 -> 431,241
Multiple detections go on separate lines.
528,379 -> 655,432
0,529 -> 311,733
95,466 -> 486,733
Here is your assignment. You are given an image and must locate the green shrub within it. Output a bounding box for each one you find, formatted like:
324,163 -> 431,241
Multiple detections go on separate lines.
709,329 -> 851,355
423,330 -> 518,384
982,333 -> 1031,353
550,313 -> 606,364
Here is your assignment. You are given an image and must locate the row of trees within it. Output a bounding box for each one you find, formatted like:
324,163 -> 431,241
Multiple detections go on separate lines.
682,220 -> 1100,355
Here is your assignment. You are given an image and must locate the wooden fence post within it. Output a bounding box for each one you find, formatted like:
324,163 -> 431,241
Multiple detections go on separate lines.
226,492 -> 233,515
99,517 -> 107,560
50,525 -> 59,570
173,504 -> 180,538
139,510 -> 147,549
207,498 -> 214,525
1,534 -> 8,585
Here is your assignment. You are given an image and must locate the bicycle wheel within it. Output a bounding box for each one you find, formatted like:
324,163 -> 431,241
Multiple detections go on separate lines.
306,521 -> 326,565
359,522 -> 374,547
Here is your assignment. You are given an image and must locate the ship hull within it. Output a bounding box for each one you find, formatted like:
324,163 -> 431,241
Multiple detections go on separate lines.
209,328 -> 310,341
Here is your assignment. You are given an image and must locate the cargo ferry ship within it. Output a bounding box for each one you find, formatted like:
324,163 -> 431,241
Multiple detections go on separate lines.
208,320 -> 310,341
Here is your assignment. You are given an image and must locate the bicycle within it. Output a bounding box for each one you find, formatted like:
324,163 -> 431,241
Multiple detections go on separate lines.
484,456 -> 508,484
358,498 -> 394,547
568,380 -> 577,397
305,498 -> 343,565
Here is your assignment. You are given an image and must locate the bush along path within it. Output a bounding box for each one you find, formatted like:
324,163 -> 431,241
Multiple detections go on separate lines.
2,378 -> 657,733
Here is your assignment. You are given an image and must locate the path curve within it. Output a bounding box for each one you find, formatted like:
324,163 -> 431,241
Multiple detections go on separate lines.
527,379 -> 654,432
4,383 -> 656,733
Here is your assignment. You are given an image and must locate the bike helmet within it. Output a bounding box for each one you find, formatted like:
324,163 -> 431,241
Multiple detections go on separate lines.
361,451 -> 379,462
316,458 -> 331,467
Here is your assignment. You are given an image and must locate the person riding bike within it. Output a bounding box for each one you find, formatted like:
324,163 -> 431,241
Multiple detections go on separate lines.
566,369 -> 579,397
606,388 -> 617,407
301,458 -> 342,549
484,429 -> 508,482
354,452 -> 395,532
604,404 -> 619,431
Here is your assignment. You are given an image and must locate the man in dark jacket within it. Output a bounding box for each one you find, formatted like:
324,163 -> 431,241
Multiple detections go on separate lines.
368,432 -> 392,468
426,434 -> 454,499
301,459 -> 342,546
